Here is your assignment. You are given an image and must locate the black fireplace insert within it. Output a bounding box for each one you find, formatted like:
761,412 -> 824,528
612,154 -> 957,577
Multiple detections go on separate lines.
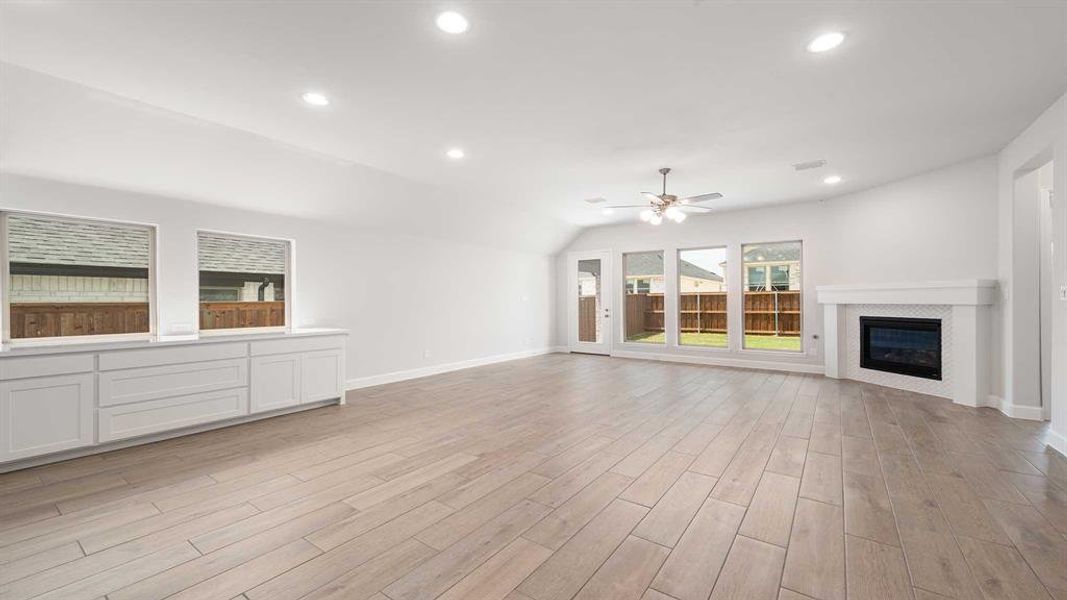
860,316 -> 942,380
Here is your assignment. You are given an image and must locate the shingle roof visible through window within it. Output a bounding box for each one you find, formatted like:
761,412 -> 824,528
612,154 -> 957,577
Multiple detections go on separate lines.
7,214 -> 150,268
197,232 -> 286,274
625,252 -> 722,282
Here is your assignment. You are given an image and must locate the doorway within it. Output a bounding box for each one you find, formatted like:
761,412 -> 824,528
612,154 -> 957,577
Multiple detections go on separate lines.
1039,161 -> 1054,419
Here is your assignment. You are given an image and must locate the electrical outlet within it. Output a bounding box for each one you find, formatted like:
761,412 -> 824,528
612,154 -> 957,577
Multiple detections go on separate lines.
1060,285 -> 1067,301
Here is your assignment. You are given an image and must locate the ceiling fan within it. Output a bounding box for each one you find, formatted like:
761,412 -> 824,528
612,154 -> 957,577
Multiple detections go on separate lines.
604,167 -> 722,225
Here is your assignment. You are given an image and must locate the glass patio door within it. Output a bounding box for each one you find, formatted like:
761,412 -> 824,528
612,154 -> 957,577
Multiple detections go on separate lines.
569,250 -> 612,355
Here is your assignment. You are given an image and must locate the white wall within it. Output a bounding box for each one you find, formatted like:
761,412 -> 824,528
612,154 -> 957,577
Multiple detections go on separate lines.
0,174 -> 557,385
997,91 -> 1067,452
556,155 -> 1000,371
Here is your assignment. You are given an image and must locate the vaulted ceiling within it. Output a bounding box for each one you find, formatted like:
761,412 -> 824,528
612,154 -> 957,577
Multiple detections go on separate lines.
1,1 -> 1065,253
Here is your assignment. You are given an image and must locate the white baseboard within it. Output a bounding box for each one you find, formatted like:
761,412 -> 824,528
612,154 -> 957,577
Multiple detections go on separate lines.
1048,428 -> 1067,457
610,349 -> 824,375
346,347 -> 564,390
984,395 -> 1045,420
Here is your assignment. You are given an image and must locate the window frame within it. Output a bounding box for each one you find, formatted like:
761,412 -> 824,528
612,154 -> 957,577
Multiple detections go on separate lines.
195,228 -> 293,336
740,239 -> 804,353
677,245 -> 730,351
1,210 -> 159,346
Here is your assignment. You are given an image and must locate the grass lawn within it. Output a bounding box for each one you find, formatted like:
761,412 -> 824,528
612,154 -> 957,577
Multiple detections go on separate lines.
626,331 -> 801,351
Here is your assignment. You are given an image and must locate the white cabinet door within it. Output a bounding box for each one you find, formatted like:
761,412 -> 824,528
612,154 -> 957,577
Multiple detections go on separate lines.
302,349 -> 344,403
0,373 -> 94,462
250,353 -> 301,413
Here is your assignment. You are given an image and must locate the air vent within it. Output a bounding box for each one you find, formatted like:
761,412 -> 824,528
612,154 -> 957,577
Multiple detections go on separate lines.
792,159 -> 827,171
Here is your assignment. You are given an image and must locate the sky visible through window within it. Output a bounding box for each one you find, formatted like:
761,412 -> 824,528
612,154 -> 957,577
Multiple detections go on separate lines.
683,248 -> 726,278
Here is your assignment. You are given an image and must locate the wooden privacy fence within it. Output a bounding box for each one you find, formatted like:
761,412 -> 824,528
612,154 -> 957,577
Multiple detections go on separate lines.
578,296 -> 597,342
10,302 -> 150,339
200,301 -> 285,330
623,291 -> 801,338
8,300 -> 286,338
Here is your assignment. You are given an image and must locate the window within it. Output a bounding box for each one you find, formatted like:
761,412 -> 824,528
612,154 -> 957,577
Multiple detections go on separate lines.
623,251 -> 664,344
577,259 -> 602,343
198,232 -> 289,331
746,266 -> 767,291
678,247 -> 727,348
742,241 -> 802,351
3,212 -> 154,341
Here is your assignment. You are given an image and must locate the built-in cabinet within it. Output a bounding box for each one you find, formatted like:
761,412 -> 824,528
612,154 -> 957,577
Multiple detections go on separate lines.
0,329 -> 346,467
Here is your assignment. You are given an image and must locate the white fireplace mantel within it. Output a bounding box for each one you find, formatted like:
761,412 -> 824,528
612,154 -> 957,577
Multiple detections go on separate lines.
816,279 -> 998,306
817,279 -> 997,408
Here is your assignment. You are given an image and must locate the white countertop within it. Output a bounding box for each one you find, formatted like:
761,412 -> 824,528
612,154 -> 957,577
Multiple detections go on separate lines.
0,328 -> 348,357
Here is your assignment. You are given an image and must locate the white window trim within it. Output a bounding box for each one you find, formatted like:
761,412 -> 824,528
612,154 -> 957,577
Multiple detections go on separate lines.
195,228 -> 294,337
0,210 -> 159,347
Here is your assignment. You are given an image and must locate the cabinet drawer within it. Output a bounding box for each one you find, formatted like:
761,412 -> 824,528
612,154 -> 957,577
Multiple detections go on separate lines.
0,354 -> 94,381
99,342 -> 247,371
302,349 -> 344,403
99,359 -> 248,407
98,388 -> 248,442
250,353 -> 302,413
1,373 -> 94,462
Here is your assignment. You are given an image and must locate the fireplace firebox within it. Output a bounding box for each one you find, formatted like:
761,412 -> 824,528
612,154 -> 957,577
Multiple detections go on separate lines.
860,316 -> 942,380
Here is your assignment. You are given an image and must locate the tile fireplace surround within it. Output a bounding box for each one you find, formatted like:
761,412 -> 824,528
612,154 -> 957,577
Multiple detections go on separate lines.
817,280 -> 999,411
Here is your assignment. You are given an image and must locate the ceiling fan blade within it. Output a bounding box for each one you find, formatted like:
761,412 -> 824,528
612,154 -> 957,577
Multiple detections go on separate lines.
641,192 -> 664,204
681,205 -> 714,211
681,192 -> 723,203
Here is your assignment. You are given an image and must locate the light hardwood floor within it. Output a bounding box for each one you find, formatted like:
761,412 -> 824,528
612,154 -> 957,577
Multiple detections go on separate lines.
1,353 -> 1065,600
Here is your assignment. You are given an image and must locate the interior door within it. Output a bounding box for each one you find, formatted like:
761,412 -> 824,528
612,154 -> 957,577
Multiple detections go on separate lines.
569,251 -> 613,355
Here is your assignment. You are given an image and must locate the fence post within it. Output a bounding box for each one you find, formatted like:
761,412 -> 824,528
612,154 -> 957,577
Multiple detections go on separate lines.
773,291 -> 780,336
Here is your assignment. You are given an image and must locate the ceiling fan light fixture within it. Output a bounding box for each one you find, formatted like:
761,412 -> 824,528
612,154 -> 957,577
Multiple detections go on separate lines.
639,209 -> 654,222
672,211 -> 687,223
601,207 -> 614,215
649,214 -> 663,226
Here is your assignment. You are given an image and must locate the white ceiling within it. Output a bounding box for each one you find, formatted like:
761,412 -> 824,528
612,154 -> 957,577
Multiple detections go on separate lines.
1,1 -> 1065,236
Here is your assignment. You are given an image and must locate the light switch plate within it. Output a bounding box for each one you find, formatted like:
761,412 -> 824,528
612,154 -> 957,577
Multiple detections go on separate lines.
1060,286 -> 1067,301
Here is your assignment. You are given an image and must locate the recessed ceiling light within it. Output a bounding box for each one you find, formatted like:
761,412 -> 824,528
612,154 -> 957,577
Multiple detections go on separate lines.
446,148 -> 465,159
824,175 -> 843,185
807,32 -> 845,53
436,11 -> 469,34
301,92 -> 329,106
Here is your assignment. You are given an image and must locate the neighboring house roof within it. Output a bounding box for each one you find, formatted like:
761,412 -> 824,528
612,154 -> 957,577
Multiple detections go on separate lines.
743,243 -> 800,263
8,214 -> 150,268
626,252 -> 722,282
198,232 -> 286,274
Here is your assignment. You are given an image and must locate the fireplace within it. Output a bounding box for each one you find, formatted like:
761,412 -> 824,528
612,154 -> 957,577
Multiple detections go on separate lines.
860,316 -> 942,380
